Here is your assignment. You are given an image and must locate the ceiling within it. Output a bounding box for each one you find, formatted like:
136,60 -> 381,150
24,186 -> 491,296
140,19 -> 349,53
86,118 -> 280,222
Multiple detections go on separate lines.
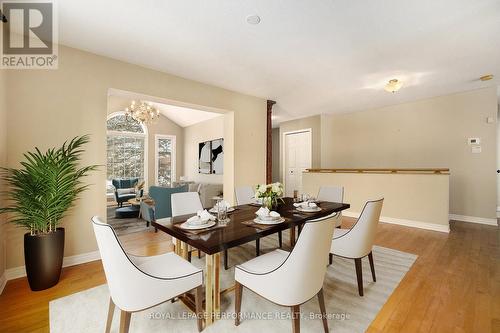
60,1 -> 500,124
150,102 -> 222,128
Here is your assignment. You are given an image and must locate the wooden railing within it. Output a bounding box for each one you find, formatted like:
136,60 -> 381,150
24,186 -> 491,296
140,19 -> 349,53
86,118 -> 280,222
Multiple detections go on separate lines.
305,168 -> 450,174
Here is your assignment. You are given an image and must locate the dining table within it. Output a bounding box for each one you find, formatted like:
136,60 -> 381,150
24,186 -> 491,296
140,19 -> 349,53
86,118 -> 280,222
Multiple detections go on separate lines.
151,197 -> 350,327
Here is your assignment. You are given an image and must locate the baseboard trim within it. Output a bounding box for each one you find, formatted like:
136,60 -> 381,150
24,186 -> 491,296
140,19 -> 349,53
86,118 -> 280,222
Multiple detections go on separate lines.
449,214 -> 498,226
0,273 -> 6,295
5,250 -> 101,281
343,211 -> 450,233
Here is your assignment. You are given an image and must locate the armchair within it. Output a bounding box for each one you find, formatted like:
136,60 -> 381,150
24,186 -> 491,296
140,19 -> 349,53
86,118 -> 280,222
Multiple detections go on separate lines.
112,178 -> 140,207
91,216 -> 203,332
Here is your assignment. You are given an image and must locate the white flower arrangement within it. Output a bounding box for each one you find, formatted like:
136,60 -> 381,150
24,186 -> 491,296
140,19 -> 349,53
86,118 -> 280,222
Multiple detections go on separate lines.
255,182 -> 284,209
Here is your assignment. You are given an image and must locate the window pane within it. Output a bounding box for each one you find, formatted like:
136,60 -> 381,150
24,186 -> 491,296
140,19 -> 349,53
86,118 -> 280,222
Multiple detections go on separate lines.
107,135 -> 145,186
107,114 -> 144,133
157,138 -> 173,187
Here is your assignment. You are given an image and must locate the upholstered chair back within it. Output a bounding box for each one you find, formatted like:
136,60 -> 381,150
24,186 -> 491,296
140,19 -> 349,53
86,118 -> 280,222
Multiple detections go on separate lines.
235,186 -> 255,205
149,185 -> 188,219
333,199 -> 384,258
171,192 -> 203,217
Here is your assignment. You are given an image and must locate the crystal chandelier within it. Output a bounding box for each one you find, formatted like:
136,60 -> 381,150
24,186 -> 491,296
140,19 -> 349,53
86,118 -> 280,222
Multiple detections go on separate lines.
125,100 -> 160,125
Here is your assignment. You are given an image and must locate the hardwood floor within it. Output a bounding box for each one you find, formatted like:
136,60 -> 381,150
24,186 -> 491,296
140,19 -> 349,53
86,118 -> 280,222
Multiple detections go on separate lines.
0,219 -> 498,332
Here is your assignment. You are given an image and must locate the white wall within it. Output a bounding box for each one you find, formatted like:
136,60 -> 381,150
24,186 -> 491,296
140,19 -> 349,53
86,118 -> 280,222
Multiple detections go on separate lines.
183,115 -> 224,184
321,87 -> 498,220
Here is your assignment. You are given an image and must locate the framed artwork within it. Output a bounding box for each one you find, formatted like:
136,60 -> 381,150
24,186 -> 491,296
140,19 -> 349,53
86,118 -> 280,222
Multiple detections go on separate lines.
211,138 -> 224,174
198,141 -> 212,174
198,138 -> 224,174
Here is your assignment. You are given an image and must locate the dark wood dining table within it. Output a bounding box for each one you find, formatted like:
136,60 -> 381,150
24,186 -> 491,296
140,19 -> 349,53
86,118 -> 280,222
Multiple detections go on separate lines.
152,197 -> 350,326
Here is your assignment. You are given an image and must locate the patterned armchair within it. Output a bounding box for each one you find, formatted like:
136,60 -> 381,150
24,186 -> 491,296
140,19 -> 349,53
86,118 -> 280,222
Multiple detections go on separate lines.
112,178 -> 140,207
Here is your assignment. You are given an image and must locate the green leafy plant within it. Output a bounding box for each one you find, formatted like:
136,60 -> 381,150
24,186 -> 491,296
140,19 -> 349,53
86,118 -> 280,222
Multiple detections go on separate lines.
0,135 -> 98,235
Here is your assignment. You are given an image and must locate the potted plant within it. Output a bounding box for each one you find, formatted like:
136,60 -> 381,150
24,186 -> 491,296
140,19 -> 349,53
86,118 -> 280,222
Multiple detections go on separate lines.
0,135 -> 98,291
255,182 -> 284,210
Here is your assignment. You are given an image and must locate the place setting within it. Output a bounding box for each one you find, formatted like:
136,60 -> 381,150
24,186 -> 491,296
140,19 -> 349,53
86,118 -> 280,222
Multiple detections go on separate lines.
293,194 -> 322,213
242,206 -> 286,230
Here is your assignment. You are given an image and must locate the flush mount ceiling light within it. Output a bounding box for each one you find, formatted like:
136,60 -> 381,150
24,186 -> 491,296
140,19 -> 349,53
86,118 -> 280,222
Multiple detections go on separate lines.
480,74 -> 494,81
384,79 -> 403,93
246,14 -> 261,25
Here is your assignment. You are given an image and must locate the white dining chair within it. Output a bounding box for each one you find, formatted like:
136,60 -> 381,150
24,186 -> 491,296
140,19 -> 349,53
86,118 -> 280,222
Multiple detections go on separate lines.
329,198 -> 383,296
234,186 -> 255,205
317,186 -> 344,228
234,213 -> 338,333
234,186 -> 283,267
171,192 -> 204,261
91,216 -> 203,333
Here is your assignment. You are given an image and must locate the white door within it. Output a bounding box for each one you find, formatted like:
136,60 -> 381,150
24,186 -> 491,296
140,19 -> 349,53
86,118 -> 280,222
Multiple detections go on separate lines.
284,130 -> 312,197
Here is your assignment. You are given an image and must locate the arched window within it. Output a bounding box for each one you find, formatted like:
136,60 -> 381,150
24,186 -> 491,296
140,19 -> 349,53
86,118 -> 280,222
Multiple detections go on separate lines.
106,113 -> 147,190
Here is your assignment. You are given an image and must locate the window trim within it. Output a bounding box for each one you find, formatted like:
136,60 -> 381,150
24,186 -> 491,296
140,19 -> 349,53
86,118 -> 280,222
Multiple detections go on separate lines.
106,111 -> 148,189
155,134 -> 176,187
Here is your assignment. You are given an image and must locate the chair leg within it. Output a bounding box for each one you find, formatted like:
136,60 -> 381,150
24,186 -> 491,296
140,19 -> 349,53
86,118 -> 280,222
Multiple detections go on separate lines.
354,258 -> 364,296
278,230 -> 283,248
195,286 -> 203,332
235,282 -> 243,326
328,253 -> 333,266
291,305 -> 300,333
188,250 -> 192,262
317,288 -> 329,333
368,251 -> 376,282
198,249 -> 202,259
224,249 -> 229,270
154,227 -> 158,233
256,238 -> 260,256
146,221 -> 150,228
105,297 -> 115,333
119,310 -> 131,333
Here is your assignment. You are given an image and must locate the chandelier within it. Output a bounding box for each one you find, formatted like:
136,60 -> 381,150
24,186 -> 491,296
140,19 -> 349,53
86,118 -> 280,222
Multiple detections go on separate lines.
125,100 -> 160,125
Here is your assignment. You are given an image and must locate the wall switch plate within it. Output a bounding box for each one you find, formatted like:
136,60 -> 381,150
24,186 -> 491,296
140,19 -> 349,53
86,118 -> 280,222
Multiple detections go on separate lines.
487,117 -> 494,124
468,138 -> 481,145
471,146 -> 482,154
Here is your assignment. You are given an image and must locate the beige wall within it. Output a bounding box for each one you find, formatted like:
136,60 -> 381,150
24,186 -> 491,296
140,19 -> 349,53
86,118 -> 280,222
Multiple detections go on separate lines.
5,45 -> 266,269
107,95 -> 184,188
0,70 -> 6,281
279,115 -> 321,182
183,115 -> 224,184
321,88 -> 498,219
303,172 -> 450,231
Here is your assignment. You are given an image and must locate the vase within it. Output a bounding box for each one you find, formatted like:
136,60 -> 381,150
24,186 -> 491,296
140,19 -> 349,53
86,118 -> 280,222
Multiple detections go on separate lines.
24,228 -> 65,291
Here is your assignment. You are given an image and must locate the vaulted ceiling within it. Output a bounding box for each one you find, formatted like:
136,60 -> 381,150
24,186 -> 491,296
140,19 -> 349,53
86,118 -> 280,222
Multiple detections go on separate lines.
60,0 -> 500,123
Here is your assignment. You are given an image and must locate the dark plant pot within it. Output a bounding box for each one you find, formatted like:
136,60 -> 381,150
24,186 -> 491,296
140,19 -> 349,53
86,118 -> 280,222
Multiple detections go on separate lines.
24,228 -> 65,291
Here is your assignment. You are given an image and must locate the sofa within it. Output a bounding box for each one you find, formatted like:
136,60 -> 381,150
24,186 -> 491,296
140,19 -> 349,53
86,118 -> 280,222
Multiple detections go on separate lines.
173,182 -> 223,208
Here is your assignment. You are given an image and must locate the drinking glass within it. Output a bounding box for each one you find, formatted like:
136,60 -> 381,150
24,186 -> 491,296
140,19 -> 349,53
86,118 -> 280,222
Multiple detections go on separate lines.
217,199 -> 229,225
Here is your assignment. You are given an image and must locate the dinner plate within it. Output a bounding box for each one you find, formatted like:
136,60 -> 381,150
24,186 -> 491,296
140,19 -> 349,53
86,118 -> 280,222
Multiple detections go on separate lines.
253,217 -> 285,225
296,207 -> 322,213
179,220 -> 216,230
209,207 -> 235,213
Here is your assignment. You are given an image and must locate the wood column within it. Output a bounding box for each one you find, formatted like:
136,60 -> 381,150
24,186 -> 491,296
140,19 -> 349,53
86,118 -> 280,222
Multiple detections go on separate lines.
266,100 -> 276,184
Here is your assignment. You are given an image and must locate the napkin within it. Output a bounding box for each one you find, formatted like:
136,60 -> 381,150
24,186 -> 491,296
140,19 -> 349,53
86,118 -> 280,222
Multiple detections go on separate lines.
293,201 -> 317,209
187,210 -> 215,225
256,207 -> 280,218
214,200 -> 230,210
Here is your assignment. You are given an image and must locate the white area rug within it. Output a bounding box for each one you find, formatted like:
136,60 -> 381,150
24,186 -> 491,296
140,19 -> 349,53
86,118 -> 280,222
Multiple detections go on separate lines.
50,235 -> 417,333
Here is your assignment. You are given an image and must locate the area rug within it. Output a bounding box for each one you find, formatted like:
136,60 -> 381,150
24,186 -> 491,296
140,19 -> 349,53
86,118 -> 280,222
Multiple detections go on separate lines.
50,235 -> 417,333
106,205 -> 151,235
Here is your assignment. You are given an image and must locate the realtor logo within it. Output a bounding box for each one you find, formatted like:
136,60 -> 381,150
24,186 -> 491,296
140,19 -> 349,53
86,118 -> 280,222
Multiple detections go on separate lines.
1,0 -> 58,69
